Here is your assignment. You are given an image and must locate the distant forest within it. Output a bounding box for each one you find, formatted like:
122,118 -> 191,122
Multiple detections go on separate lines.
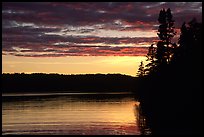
2,73 -> 137,93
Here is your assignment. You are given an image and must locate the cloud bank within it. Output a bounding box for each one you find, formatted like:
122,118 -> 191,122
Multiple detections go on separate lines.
2,2 -> 202,57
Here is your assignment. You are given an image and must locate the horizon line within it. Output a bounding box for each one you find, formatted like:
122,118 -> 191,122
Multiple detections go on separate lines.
2,72 -> 136,77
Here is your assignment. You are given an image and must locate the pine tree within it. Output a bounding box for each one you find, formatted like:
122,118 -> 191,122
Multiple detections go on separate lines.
178,18 -> 202,59
137,8 -> 177,76
137,61 -> 145,77
145,44 -> 157,74
157,8 -> 176,63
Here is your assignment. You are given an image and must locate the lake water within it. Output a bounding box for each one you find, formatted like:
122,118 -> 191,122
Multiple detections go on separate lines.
2,92 -> 145,135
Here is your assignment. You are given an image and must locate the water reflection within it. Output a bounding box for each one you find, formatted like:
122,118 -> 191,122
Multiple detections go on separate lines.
135,104 -> 152,135
2,93 -> 144,135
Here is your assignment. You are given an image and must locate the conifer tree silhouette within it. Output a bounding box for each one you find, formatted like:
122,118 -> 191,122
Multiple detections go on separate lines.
145,44 -> 156,74
157,8 -> 176,63
137,61 -> 145,77
142,8 -> 177,75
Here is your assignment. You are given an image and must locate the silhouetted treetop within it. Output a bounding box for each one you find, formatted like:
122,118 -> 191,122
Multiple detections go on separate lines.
143,8 -> 177,76
138,8 -> 202,77
137,61 -> 145,77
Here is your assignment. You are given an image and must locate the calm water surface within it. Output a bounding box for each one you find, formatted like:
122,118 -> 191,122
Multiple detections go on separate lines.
2,92 -> 143,135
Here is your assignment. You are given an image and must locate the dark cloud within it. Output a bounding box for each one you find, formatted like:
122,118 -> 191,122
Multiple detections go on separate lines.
4,45 -> 148,57
2,2 -> 202,57
2,2 -> 201,26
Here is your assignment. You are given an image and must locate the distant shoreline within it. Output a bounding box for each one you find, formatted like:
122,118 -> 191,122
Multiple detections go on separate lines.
2,91 -> 134,97
2,73 -> 138,94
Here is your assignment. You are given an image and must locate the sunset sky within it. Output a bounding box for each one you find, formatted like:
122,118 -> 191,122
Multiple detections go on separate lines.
2,2 -> 202,76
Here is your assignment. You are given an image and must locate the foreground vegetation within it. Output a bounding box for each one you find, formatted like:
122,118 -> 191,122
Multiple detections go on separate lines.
136,8 -> 202,135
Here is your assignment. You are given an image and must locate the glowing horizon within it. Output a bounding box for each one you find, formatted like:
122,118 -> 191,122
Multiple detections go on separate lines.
2,55 -> 147,77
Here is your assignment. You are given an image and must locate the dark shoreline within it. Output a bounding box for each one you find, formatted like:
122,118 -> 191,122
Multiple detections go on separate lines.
2,91 -> 134,97
2,73 -> 138,94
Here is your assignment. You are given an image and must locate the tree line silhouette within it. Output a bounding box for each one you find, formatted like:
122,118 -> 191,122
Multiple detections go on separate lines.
136,8 -> 202,135
2,73 -> 137,93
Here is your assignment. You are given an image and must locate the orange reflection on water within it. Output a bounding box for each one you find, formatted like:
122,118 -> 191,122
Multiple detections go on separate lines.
2,94 -> 141,135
